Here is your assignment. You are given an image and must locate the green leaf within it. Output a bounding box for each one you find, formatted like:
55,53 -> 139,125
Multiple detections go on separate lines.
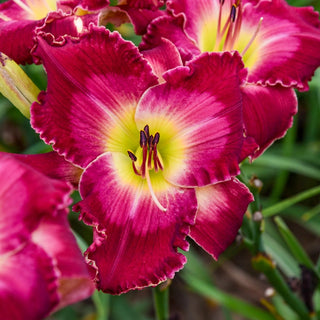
274,217 -> 317,275
263,185 -> 320,217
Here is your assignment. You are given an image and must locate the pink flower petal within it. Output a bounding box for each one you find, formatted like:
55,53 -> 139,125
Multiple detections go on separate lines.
31,26 -> 158,168
74,152 -> 197,294
141,37 -> 183,83
190,179 -> 253,259
0,243 -> 59,320
0,153 -> 72,254
135,51 -> 246,187
140,14 -> 200,62
32,211 -> 95,309
241,84 -> 298,158
4,151 -> 83,187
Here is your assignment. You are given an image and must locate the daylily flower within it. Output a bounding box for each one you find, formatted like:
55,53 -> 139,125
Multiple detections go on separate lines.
30,26 -> 253,294
0,152 -> 94,320
140,0 -> 320,157
0,0 -> 107,64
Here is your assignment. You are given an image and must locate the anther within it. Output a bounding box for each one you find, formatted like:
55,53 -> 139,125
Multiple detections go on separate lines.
230,4 -> 237,23
140,130 -> 147,147
153,132 -> 160,145
144,124 -> 150,139
127,150 -> 137,162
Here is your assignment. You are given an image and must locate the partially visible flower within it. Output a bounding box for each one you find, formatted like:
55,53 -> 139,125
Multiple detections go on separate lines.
31,26 -> 253,294
140,0 -> 320,157
0,0 -> 107,64
0,153 -> 94,320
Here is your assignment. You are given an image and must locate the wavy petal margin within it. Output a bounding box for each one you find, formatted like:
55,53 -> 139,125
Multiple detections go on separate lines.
135,51 -> 246,187
74,152 -> 197,294
190,179 -> 253,259
241,84 -> 298,158
31,26 -> 158,168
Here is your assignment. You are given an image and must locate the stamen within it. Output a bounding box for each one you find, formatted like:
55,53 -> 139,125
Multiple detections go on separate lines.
241,17 -> 263,57
127,150 -> 141,176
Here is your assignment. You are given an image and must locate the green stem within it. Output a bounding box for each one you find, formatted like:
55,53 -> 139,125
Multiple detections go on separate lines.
92,290 -> 110,320
153,283 -> 170,320
263,185 -> 320,218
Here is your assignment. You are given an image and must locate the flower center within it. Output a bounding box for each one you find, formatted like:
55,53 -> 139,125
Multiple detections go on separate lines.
200,0 -> 263,68
127,125 -> 166,211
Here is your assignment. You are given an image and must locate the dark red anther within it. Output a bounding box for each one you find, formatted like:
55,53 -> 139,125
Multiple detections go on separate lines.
148,135 -> 154,148
127,150 -> 137,162
153,132 -> 160,145
230,4 -> 237,22
144,124 -> 150,139
140,130 -> 147,148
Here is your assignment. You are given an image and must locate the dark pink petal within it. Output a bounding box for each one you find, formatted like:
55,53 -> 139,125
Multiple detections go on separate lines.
135,51 -> 246,187
190,179 -> 253,259
0,243 -> 59,320
31,26 -> 158,168
0,154 -> 72,253
140,14 -> 200,62
0,19 -> 40,64
241,84 -> 298,158
32,211 -> 95,309
74,152 -> 197,294
242,0 -> 320,90
141,37 -> 182,82
4,151 -> 83,187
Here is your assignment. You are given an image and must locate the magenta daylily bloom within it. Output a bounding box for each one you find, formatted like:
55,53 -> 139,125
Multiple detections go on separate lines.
0,153 -> 94,320
30,26 -> 253,294
0,0 -> 105,64
140,0 -> 320,157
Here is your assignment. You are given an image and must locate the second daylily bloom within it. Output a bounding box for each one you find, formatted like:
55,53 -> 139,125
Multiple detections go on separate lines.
31,26 -> 253,294
140,0 -> 320,157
